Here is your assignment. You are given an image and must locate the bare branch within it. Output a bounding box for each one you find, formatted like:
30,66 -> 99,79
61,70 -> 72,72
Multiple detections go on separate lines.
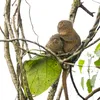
4,0 -> 17,90
85,87 -> 100,100
0,38 -> 62,63
97,97 -> 100,100
79,2 -> 95,17
69,0 -> 80,23
62,69 -> 69,100
69,67 -> 85,100
47,78 -> 59,100
16,5 -> 32,58
4,0 -> 33,99
85,37 -> 100,49
0,26 -> 6,37
19,47 -> 48,57
12,0 -> 17,6
56,86 -> 63,100
4,0 -> 25,99
92,0 -> 100,4
25,0 -> 39,43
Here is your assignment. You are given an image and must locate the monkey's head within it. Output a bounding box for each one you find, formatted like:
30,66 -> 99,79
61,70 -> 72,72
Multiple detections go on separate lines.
57,20 -> 73,35
46,34 -> 64,54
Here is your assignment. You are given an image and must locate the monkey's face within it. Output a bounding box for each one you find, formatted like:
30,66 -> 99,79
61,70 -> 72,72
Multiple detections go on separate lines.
57,20 -> 73,35
46,34 -> 64,54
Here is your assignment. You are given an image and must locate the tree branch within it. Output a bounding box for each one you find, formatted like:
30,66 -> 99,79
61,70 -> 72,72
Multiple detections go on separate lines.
0,38 -> 62,63
4,0 -> 33,99
69,0 -> 80,23
79,2 -> 95,17
4,0 -> 25,100
56,86 -> 63,100
92,0 -> 100,4
47,78 -> 59,100
25,0 -> 39,43
85,87 -> 100,100
67,4 -> 100,100
64,6 -> 100,62
69,67 -> 85,100
0,26 -> 6,37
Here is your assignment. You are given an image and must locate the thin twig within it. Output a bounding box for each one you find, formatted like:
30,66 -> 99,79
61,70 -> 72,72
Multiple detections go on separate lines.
25,0 -> 39,43
85,87 -> 100,100
20,47 -> 48,57
97,97 -> 100,100
12,5 -> 18,38
56,86 -> 63,100
79,2 -> 95,17
92,0 -> 100,4
0,26 -> 6,37
24,0 -> 42,53
85,38 -> 100,49
47,78 -> 59,100
0,38 -> 62,63
18,11 -> 32,58
57,37 -> 100,59
12,0 -> 17,6
69,67 -> 85,100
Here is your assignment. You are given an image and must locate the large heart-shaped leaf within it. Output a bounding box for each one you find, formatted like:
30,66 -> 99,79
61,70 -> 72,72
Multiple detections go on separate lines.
24,56 -> 61,96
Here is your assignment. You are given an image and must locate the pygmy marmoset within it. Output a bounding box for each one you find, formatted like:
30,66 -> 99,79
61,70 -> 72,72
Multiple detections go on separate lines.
46,33 -> 64,54
46,20 -> 81,54
46,20 -> 81,100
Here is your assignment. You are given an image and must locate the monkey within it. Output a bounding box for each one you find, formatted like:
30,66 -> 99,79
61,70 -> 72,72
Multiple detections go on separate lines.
46,33 -> 64,54
57,20 -> 81,53
58,20 -> 81,100
46,20 -> 81,100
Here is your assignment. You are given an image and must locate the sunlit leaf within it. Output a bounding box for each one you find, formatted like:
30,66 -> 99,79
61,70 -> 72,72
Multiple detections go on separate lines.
91,74 -> 97,87
94,59 -> 100,69
94,43 -> 100,57
86,79 -> 92,93
24,56 -> 61,96
78,59 -> 85,73
81,77 -> 84,90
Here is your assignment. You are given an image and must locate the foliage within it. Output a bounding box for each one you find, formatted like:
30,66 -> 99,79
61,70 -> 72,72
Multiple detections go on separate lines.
94,43 -> 100,57
24,55 -> 61,95
94,43 -> 100,68
78,59 -> 85,73
81,77 -> 84,90
79,43 -> 100,93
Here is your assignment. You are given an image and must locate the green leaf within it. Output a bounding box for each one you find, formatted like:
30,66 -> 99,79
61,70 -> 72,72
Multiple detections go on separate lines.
78,59 -> 85,73
94,59 -> 100,69
91,74 -> 97,87
94,43 -> 100,57
81,77 -> 84,90
86,79 -> 92,93
24,56 -> 61,96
